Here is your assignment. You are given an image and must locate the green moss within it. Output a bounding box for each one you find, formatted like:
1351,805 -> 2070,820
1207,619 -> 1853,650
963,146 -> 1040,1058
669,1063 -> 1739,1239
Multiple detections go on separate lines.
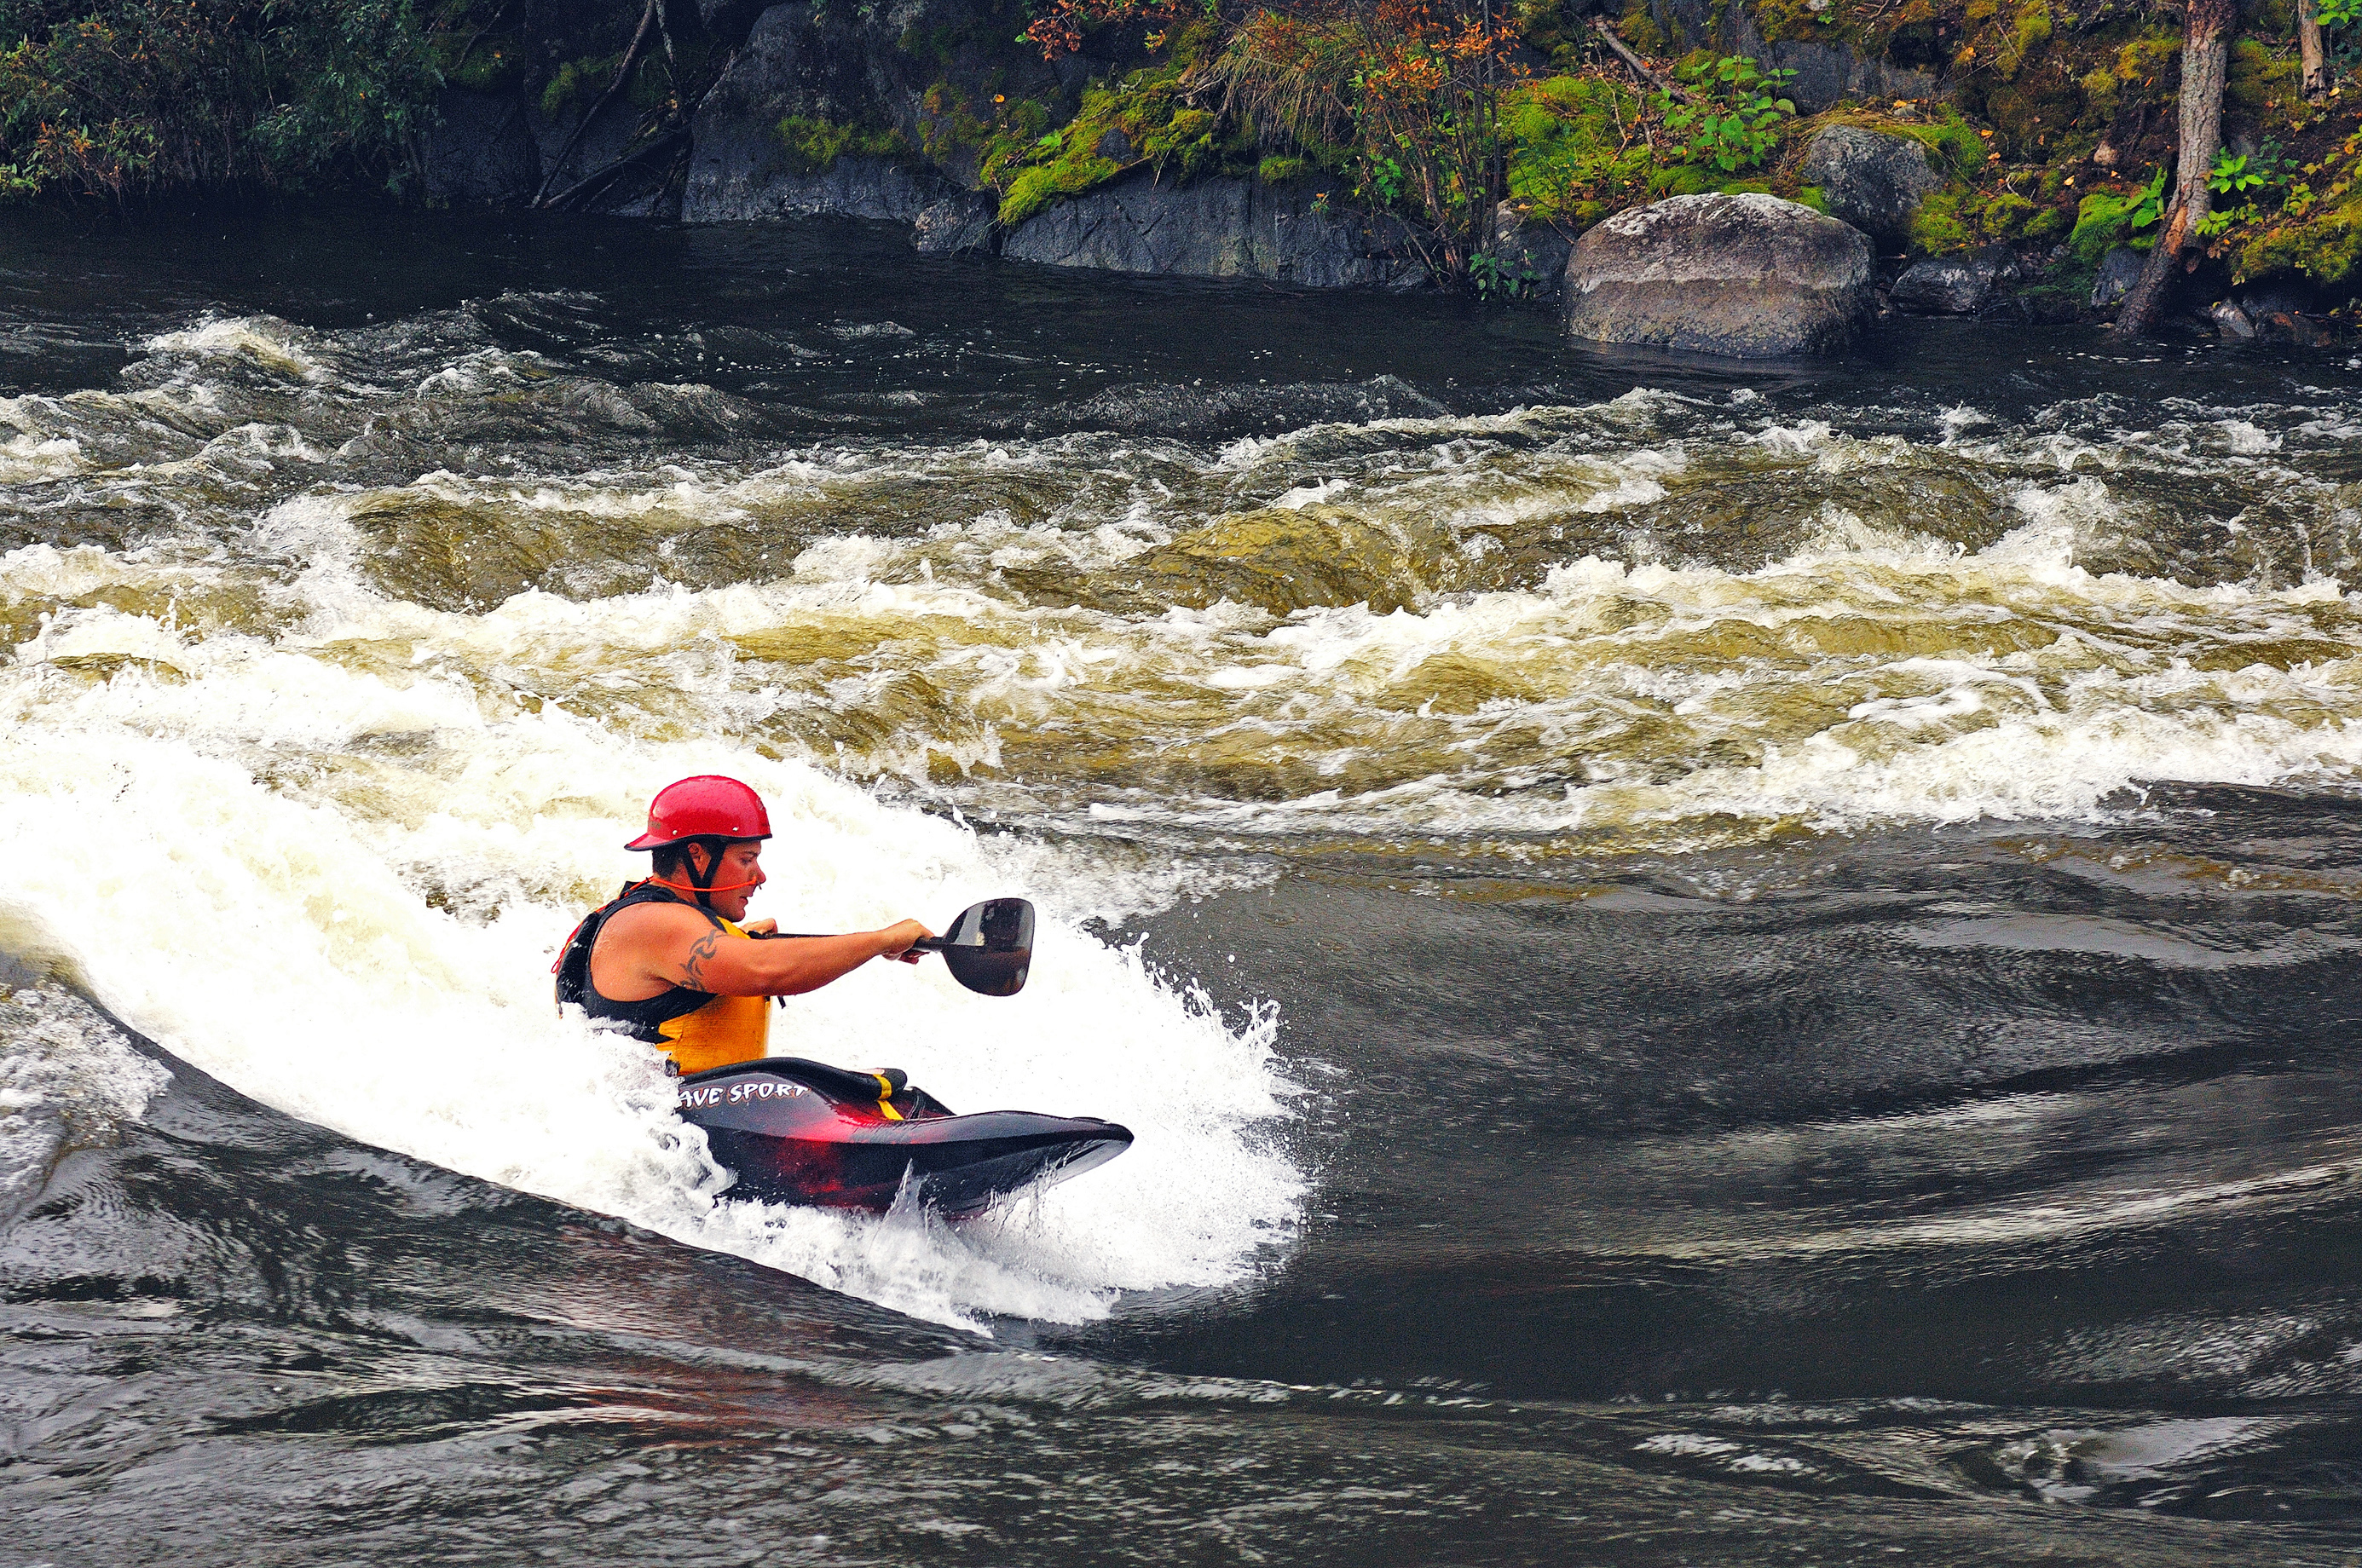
774,116 -> 910,174
1978,190 -> 2037,234
2227,139 -> 2362,284
1258,154 -> 1308,184
2234,199 -> 2362,284
1617,0 -> 1670,53
2226,37 -> 2296,119
1502,73 -> 1656,226
1995,0 -> 2051,80
988,36 -> 1256,226
540,54 -> 618,120
1001,155 -> 1124,223
1819,109 -> 1984,178
1909,187 -> 1976,252
1652,165 -> 1776,197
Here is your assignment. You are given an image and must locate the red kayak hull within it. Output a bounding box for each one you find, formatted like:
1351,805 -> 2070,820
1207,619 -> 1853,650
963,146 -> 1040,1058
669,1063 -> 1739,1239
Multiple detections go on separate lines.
676,1057 -> 1132,1218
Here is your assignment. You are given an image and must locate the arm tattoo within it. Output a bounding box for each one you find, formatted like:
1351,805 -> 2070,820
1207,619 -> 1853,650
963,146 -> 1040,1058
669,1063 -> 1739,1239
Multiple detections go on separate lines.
679,930 -> 722,990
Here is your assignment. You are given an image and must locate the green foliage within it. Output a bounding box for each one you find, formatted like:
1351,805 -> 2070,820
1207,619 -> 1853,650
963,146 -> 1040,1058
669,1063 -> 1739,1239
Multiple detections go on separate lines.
1661,56 -> 1795,174
2127,164 -> 2168,229
2323,0 -> 2362,26
775,115 -> 909,173
2066,185 -> 2154,266
1258,154 -> 1308,183
2209,150 -> 2267,198
1468,249 -> 1539,299
2195,202 -> 2249,238
0,0 -> 453,202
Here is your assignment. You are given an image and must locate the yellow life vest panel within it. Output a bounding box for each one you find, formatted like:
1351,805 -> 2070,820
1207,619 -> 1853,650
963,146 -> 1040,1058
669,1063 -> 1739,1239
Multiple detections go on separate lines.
652,928 -> 771,1075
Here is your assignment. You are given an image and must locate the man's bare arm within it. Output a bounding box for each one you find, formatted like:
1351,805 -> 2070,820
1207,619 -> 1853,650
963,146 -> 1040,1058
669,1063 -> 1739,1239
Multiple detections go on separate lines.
600,903 -> 931,999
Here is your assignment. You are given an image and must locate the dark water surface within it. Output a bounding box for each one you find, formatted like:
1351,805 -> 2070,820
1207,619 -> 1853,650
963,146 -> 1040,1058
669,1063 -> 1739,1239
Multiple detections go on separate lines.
7,205 -> 2362,1566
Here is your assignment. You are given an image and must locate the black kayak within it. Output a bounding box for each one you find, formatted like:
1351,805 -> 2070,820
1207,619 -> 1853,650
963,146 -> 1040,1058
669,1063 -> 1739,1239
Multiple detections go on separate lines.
675,1056 -> 1133,1218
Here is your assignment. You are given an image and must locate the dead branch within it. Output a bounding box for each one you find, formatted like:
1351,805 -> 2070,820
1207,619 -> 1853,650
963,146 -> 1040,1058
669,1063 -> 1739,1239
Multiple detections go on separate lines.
1590,19 -> 1694,103
540,125 -> 690,211
533,0 -> 663,208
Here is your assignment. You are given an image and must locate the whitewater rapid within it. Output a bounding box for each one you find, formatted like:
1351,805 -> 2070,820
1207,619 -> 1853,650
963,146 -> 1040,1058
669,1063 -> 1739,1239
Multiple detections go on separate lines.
9,308 -> 2362,1327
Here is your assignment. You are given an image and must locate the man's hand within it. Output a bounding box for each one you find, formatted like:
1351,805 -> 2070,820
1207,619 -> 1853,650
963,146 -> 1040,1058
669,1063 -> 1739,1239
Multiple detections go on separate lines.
743,918 -> 778,935
878,918 -> 933,963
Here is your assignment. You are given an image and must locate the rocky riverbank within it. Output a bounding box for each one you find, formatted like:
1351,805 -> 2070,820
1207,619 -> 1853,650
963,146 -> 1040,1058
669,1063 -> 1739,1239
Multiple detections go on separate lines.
14,0 -> 2355,356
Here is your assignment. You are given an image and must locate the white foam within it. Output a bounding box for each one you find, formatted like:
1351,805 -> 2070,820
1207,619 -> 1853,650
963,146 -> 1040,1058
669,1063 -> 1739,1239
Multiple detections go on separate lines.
0,589 -> 1302,1329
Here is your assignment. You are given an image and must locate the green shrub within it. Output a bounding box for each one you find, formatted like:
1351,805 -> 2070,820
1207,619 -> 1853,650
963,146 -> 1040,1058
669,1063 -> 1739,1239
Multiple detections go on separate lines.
0,0 -> 449,202
1662,55 -> 1796,173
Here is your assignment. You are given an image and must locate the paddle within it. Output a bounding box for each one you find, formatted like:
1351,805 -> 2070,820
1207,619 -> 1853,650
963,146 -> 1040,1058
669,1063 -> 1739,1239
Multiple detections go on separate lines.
759,897 -> 1035,997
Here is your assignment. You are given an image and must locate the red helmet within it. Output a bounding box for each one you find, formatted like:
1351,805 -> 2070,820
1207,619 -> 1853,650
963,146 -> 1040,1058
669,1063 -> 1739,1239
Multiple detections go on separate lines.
624,775 -> 773,850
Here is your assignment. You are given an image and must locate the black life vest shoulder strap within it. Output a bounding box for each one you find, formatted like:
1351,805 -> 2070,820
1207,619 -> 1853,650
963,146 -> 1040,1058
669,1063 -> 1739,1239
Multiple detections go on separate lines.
554,882 -> 730,1036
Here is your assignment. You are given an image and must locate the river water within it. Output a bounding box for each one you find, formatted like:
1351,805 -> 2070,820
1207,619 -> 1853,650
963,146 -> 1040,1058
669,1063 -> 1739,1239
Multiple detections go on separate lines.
5,206 -> 2362,1565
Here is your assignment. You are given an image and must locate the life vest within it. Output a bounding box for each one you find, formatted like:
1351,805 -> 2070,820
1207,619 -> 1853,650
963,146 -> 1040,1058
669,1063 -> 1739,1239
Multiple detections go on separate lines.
554,881 -> 770,1075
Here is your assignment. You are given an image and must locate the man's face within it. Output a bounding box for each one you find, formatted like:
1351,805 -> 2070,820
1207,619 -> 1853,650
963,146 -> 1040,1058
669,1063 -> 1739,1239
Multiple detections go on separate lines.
692,839 -> 765,921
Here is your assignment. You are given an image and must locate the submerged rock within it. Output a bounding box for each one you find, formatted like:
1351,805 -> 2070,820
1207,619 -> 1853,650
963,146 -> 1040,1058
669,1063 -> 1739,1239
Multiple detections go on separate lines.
1562,193 -> 1873,357
2209,299 -> 2258,340
913,191 -> 1000,257
1889,246 -> 2021,315
1799,125 -> 1943,246
2255,309 -> 2330,346
1001,175 -> 1429,287
1036,374 -> 1450,439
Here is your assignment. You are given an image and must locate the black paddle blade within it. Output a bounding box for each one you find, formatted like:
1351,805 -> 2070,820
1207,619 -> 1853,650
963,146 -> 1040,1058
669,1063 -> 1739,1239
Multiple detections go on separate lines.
915,897 -> 1034,996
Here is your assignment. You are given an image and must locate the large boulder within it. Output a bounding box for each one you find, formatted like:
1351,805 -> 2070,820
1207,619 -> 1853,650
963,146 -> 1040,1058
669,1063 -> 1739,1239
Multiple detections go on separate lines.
1001,175 -> 1429,287
1799,125 -> 1943,247
1889,245 -> 2020,315
1562,193 -> 1873,357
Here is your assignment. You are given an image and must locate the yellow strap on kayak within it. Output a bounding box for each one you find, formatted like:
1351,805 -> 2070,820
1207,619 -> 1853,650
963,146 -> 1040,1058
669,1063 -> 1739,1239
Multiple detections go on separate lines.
872,1072 -> 904,1121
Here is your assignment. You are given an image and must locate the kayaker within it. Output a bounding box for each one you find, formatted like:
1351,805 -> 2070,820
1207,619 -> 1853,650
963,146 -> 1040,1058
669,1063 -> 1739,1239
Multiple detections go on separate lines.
554,775 -> 933,1074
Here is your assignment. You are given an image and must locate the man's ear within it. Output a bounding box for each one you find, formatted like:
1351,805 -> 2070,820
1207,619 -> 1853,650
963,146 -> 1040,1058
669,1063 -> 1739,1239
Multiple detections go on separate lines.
688,841 -> 712,877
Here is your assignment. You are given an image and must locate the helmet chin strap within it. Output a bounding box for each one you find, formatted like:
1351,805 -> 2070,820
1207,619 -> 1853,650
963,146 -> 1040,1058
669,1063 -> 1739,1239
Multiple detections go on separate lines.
653,838 -> 760,909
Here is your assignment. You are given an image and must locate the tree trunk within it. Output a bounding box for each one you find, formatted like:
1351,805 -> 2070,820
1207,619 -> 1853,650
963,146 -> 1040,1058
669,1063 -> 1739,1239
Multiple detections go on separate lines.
2111,0 -> 2237,337
2301,0 -> 2330,100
